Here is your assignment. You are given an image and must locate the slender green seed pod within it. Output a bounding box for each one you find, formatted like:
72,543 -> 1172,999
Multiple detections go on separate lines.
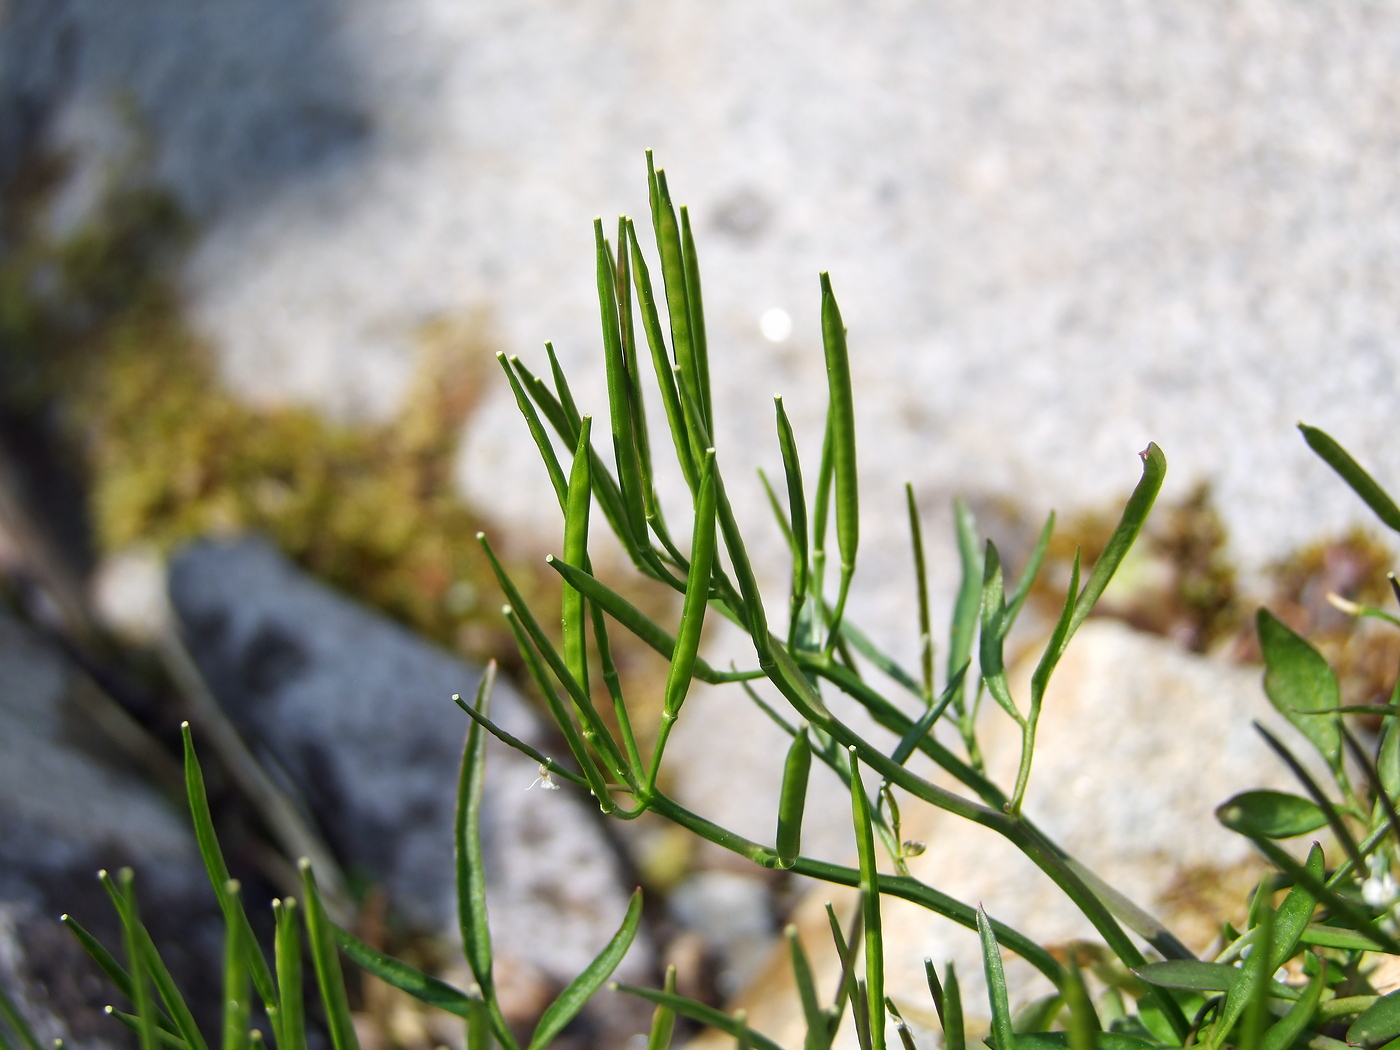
774,727 -> 812,869
562,418 -> 593,699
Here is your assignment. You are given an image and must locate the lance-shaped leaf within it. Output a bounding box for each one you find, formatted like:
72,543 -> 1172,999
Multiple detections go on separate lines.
102,1010 -> 186,1050
591,601 -> 645,781
1063,952 -> 1099,1050
774,728 -> 812,869
850,754 -> 884,1050
649,452 -> 717,791
626,218 -> 697,493
456,668 -> 495,994
820,272 -> 858,642
182,724 -> 277,1014
979,542 -> 1020,724
454,690 -> 591,789
1262,962 -> 1326,1050
665,449 -> 716,719
978,907 -> 1015,1050
596,220 -> 647,544
1215,790 -> 1329,839
1066,444 -> 1166,640
272,899 -> 305,1050
298,862 -> 359,1050
101,869 -> 208,1050
612,985 -> 783,1050
1257,608 -> 1341,771
497,352 -> 568,511
776,397 -> 810,638
1300,424 -> 1400,535
906,485 -> 933,701
563,418 -> 593,699
948,498 -> 983,745
1268,843 -> 1324,971
646,966 -> 678,1050
333,926 -> 475,1019
545,342 -> 583,435
528,888 -> 643,1050
1349,987 -> 1400,1047
1252,722 -> 1361,871
785,929 -> 827,1050
0,962 -> 41,1050
653,170 -> 701,429
679,206 -> 712,426
941,962 -> 966,1050
221,881 -> 251,1050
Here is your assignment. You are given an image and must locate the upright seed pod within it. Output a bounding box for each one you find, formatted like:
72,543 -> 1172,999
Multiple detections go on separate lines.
774,726 -> 813,869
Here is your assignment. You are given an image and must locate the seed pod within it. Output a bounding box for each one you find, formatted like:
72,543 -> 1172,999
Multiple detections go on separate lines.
774,727 -> 812,869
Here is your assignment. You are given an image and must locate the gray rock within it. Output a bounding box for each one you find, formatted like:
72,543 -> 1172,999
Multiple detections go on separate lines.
166,536 -> 651,1020
0,610 -> 220,1050
668,871 -> 775,1000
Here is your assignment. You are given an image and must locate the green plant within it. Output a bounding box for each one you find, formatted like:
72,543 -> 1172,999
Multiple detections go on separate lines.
35,156 -> 1400,1050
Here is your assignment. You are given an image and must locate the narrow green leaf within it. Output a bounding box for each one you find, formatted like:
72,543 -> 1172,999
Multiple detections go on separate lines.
611,985 -> 784,1050
297,862 -> 359,1050
819,272 -> 858,644
0,978 -> 43,1050
597,219 -> 647,544
1064,953 -> 1100,1050
113,872 -> 157,1050
774,728 -> 812,869
979,542 -> 1020,723
811,417 -> 835,623
679,206 -> 712,426
1006,512 -> 1056,631
646,966 -> 678,1050
776,397 -> 810,641
838,620 -> 923,698
562,418 -> 593,700
1257,608 -> 1342,771
785,929 -> 827,1050
849,754 -> 884,1050
272,899 -> 305,1050
62,913 -> 142,1008
946,501 -> 980,722
466,997 -> 490,1050
890,665 -> 969,766
653,172 -> 699,423
221,881 -> 251,1050
665,450 -> 716,716
1343,726 -> 1400,856
453,691 -> 590,789
1350,988 -> 1400,1047
1299,424 -> 1400,535
1067,444 -> 1166,639
1135,960 -> 1247,993
906,485 -> 933,702
456,667 -> 494,990
614,215 -> 655,518
942,962 -> 965,1050
1268,843 -> 1324,971
182,724 -> 277,1014
497,352 -> 569,512
1262,962 -> 1325,1050
103,1010 -> 187,1050
626,218 -> 698,493
887,998 -> 918,1050
590,601 -> 645,782
528,888 -> 643,1050
1298,923 -> 1384,951
850,980 -> 873,1050
1215,791 -> 1329,839
333,926 -> 474,1019
1380,717 -> 1400,815
1252,722 -> 1362,871
101,869 -> 209,1050
978,907 -> 1015,1050
544,342 -> 582,436
1230,884 -> 1274,1050
1014,994 -> 1065,1034
544,556 -> 755,684
825,901 -> 863,1023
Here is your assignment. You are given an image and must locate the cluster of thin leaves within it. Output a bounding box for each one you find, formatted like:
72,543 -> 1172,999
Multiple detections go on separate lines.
28,156 -> 1400,1050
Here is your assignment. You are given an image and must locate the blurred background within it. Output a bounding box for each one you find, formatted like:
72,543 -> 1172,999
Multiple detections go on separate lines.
4,3 -> 1400,1048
